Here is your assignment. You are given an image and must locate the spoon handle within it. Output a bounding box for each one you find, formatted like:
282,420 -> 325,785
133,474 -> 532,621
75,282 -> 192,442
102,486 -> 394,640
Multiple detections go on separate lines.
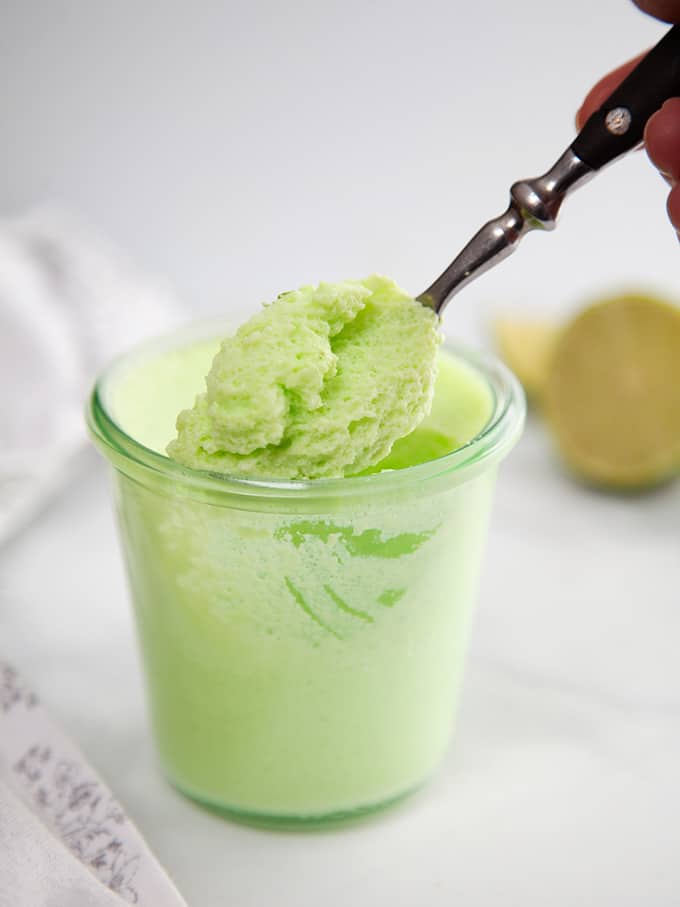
572,24 -> 680,170
420,24 -> 680,315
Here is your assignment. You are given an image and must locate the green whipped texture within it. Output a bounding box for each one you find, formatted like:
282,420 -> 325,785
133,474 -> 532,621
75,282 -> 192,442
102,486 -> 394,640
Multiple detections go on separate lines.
167,275 -> 441,479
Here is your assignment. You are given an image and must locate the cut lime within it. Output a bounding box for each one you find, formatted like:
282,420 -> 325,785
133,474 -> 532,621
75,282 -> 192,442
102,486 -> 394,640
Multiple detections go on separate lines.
494,317 -> 559,402
543,293 -> 680,489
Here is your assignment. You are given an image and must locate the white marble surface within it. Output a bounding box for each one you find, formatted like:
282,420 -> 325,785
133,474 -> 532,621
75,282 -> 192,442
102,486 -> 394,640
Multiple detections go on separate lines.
3,420 -> 680,906
2,0 -> 680,903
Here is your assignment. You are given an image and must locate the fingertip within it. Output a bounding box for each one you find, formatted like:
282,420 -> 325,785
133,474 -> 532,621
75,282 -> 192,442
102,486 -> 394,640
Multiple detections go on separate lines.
631,0 -> 680,23
645,98 -> 680,181
666,182 -> 680,232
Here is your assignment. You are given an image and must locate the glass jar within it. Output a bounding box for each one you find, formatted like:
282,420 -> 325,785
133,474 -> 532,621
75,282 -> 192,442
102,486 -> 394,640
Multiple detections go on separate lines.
87,322 -> 524,824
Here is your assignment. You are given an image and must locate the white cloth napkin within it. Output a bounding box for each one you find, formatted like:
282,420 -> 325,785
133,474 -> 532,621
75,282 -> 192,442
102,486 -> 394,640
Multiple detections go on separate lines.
0,208 -> 186,546
0,783 -> 131,907
0,659 -> 189,907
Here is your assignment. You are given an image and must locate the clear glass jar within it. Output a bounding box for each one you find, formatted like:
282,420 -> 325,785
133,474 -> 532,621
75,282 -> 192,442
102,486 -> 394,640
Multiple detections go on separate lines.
87,322 -> 525,825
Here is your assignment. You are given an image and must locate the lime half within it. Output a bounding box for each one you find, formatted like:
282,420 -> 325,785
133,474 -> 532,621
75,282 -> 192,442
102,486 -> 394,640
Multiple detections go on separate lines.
543,293 -> 680,489
494,317 -> 559,403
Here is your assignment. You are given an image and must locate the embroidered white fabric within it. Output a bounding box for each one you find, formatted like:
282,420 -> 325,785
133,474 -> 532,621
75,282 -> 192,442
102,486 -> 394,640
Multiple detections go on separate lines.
0,645 -> 189,906
0,782 -> 130,907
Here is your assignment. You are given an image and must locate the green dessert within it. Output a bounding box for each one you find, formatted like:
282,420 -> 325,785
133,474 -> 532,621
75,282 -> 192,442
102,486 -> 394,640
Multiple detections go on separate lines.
110,335 -> 491,480
90,277 -> 524,822
167,276 -> 441,479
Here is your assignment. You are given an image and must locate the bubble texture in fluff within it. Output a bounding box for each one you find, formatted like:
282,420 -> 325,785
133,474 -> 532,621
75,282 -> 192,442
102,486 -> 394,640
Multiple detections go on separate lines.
168,276 -> 441,479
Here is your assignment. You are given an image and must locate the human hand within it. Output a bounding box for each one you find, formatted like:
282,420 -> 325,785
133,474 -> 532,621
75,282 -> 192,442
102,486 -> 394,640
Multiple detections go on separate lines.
576,1 -> 680,234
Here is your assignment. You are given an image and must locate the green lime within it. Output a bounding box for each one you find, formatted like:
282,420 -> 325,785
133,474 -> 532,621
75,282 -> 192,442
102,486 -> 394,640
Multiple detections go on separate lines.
543,293 -> 680,489
494,317 -> 559,402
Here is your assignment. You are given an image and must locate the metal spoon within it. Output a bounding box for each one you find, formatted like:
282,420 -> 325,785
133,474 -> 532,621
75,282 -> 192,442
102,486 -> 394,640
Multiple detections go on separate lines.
417,24 -> 680,315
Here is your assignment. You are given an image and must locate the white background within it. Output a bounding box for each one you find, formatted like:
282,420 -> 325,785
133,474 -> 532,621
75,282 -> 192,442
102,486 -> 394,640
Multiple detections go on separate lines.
2,2 -> 680,905
2,0 -> 677,326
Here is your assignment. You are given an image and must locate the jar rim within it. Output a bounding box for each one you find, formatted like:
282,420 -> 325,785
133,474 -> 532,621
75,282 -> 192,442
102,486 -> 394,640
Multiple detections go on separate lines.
86,317 -> 526,501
